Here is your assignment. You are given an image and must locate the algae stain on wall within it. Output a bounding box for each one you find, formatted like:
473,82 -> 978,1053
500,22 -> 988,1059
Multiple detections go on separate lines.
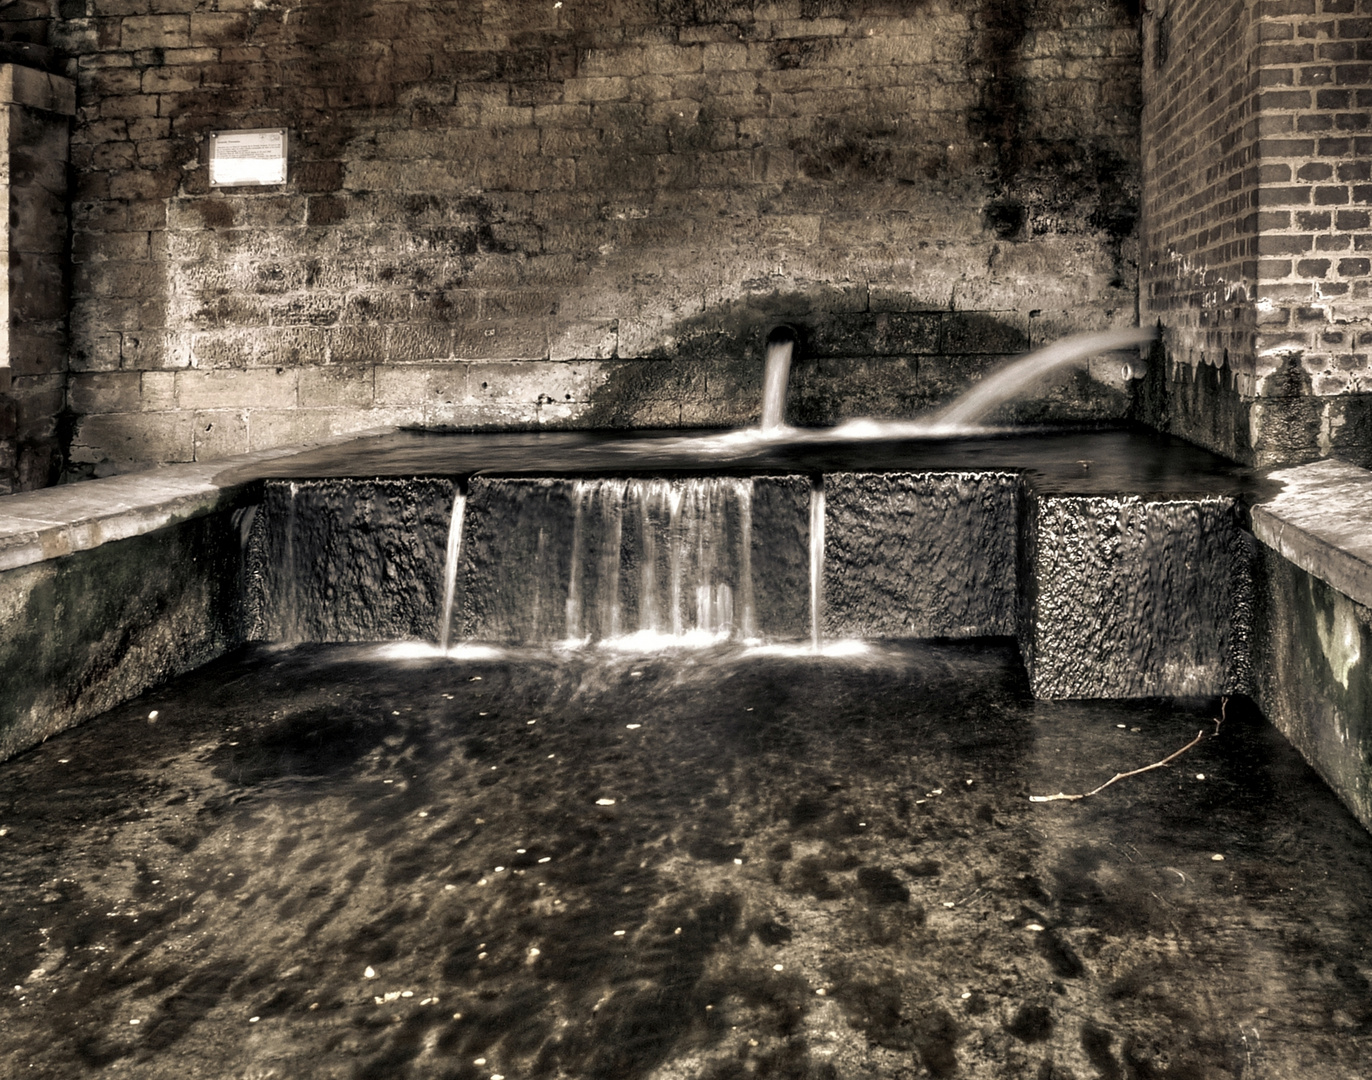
1314,586 -> 1364,694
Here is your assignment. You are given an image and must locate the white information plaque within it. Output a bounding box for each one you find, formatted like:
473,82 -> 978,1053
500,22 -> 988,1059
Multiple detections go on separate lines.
208,128 -> 288,187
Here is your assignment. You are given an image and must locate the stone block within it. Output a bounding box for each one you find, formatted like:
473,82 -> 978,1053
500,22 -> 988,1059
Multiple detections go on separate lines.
69,331 -> 123,373
176,367 -> 299,411
244,477 -> 457,644
467,360 -> 604,407
190,330 -> 257,369
1022,494 -> 1252,699
1255,548 -> 1372,831
69,410 -> 196,470
256,327 -> 328,367
549,321 -> 618,362
7,328 -> 67,377
942,311 -> 1031,354
0,511 -> 244,759
824,471 -> 1021,638
327,326 -> 387,364
389,324 -> 454,362
141,370 -> 175,410
453,323 -> 549,361
245,407 -> 369,451
374,363 -> 468,407
298,364 -> 374,408
9,186 -> 67,255
0,66 -> 76,116
69,371 -> 142,414
193,408 -> 248,460
9,252 -> 65,323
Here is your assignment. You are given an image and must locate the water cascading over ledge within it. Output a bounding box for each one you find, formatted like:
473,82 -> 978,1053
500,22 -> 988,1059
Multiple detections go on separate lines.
247,475 -> 815,647
458,476 -> 811,645
243,467 -> 1253,701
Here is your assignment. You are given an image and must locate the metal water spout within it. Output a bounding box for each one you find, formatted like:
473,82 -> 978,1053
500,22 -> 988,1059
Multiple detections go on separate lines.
760,324 -> 797,432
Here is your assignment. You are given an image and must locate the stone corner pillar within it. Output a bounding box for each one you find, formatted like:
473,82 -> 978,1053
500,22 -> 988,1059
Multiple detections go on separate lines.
0,62 -> 75,495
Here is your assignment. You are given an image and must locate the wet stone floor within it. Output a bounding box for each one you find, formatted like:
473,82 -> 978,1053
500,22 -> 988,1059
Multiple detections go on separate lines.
1,641 -> 1371,1080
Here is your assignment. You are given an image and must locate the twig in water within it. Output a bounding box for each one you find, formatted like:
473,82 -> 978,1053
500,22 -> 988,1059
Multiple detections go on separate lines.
1029,728 -> 1208,803
1030,697 -> 1229,804
1212,695 -> 1228,736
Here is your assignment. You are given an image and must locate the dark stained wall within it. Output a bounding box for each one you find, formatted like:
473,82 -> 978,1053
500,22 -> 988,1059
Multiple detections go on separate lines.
9,1 -> 1142,476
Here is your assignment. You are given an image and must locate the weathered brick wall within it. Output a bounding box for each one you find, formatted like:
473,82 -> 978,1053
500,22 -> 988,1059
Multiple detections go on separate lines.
21,1 -> 1139,476
1142,0 -> 1372,468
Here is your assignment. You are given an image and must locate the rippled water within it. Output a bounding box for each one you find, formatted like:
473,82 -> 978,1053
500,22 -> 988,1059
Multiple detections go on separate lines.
1,642 -> 1369,1078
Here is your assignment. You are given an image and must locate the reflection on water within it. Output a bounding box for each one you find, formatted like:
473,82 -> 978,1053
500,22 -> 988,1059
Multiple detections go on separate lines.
1,641 -> 1369,1078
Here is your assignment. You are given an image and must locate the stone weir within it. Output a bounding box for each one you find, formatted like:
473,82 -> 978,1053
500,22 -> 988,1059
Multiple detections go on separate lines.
7,427 -> 1372,834
242,460 -> 1254,702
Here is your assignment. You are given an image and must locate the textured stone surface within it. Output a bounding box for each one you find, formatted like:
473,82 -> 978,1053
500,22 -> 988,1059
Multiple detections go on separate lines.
823,471 -> 1021,639
1020,494 -> 1255,700
245,478 -> 457,644
1255,547 -> 1372,832
0,508 -> 243,759
0,0 -> 1145,476
1252,456 -> 1372,609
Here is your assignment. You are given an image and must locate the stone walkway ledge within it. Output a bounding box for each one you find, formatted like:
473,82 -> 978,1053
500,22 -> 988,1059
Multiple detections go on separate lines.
0,431 -> 392,574
1252,458 -> 1372,611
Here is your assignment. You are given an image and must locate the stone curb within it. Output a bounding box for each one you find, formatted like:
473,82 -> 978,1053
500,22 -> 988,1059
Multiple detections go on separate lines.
1252,457 -> 1372,611
0,427 -> 397,573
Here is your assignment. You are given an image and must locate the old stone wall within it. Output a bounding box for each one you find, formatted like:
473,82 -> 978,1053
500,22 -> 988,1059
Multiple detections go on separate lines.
1142,0 -> 1372,468
3,0 -> 1142,476
0,65 -> 75,495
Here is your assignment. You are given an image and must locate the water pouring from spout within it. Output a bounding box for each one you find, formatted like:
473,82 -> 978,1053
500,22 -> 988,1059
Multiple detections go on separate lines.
760,324 -> 797,432
903,326 -> 1157,434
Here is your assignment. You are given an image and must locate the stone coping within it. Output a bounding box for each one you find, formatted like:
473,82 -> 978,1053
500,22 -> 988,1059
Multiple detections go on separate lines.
1252,458 -> 1372,611
7,429 -> 1368,601
0,431 -> 389,573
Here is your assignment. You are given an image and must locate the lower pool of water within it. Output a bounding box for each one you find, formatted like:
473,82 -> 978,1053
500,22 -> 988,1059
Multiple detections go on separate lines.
1,641 -> 1369,1079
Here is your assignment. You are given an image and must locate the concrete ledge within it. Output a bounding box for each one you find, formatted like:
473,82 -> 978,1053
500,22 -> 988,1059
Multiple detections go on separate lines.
1252,458 -> 1372,610
0,429 -> 394,573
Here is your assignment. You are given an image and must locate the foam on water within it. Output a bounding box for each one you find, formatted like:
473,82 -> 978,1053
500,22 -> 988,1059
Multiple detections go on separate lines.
370,641 -> 509,661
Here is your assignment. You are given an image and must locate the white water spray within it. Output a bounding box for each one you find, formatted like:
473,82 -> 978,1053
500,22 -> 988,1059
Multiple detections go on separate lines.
809,479 -> 825,651
438,489 -> 467,653
760,325 -> 797,432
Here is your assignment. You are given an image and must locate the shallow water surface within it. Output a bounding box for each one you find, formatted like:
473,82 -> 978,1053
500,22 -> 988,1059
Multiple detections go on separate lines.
0,642 -> 1369,1079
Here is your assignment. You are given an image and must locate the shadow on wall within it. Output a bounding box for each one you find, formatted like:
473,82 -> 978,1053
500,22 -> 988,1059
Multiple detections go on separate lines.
576,294 -> 1132,430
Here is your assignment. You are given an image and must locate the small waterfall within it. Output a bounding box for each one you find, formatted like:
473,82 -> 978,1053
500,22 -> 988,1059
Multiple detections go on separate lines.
596,480 -> 627,639
738,490 -> 756,640
809,478 -> 825,651
282,481 -> 300,642
437,489 -> 467,652
565,486 -> 587,640
560,477 -> 757,645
